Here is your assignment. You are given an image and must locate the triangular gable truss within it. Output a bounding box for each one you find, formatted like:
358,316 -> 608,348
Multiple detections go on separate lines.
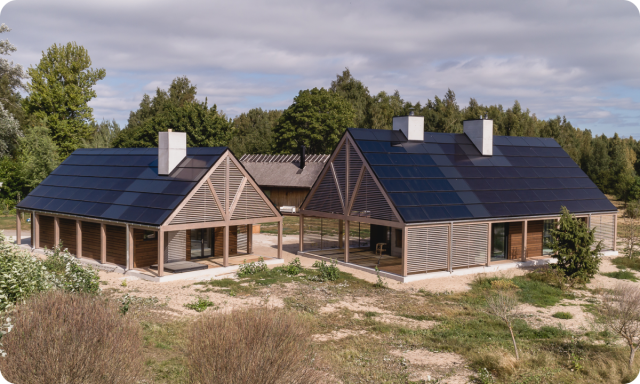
302,134 -> 402,223
165,152 -> 278,226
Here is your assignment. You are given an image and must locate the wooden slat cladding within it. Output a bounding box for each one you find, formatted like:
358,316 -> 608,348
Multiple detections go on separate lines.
333,144 -> 347,204
406,225 -> 448,274
59,218 -> 77,255
526,221 -> 544,257
228,161 -> 244,209
237,225 -> 248,254
351,169 -> 398,222
305,167 -> 343,214
81,221 -> 101,261
229,226 -> 238,255
214,227 -> 224,256
186,230 -> 191,261
508,222 -> 523,259
231,184 -> 276,220
210,163 -> 226,214
106,225 -> 126,265
452,223 -> 488,269
134,229 -> 158,268
170,183 -> 223,224
39,215 -> 54,249
591,214 -> 616,251
167,230 -> 187,263
348,141 -> 362,200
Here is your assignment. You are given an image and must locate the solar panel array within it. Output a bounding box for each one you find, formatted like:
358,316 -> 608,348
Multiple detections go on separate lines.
348,128 -> 616,224
17,147 -> 226,226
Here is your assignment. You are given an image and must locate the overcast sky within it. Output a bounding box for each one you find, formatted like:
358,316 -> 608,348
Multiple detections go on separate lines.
2,0 -> 640,137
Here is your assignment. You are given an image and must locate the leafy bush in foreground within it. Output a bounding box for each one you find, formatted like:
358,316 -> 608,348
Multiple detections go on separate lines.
43,244 -> 100,294
311,259 -> 340,282
0,291 -> 144,384
237,257 -> 268,277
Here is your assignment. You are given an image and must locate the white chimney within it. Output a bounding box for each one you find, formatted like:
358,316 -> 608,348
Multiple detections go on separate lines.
392,110 -> 424,141
463,119 -> 493,156
158,129 -> 187,175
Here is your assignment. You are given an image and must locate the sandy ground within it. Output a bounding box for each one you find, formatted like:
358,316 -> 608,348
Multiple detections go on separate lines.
390,349 -> 475,384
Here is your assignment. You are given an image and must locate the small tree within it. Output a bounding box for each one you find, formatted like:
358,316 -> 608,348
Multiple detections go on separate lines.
599,283 -> 640,369
484,290 -> 521,360
551,206 -> 602,283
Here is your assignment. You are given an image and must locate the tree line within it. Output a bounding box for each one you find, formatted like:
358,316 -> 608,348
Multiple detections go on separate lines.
0,24 -> 638,211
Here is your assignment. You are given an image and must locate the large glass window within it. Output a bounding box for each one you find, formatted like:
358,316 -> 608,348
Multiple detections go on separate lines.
543,220 -> 555,255
491,223 -> 508,262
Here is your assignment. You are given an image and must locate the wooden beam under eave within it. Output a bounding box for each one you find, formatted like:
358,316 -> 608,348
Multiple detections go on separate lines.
15,212 -> 21,245
76,220 -> 82,258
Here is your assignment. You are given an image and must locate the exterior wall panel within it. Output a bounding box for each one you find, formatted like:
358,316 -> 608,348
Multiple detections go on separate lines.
451,223 -> 488,269
39,215 -> 54,249
508,222 -> 523,259
526,220 -> 544,257
133,229 -> 158,268
406,225 -> 449,274
590,214 -> 616,251
81,221 -> 101,261
106,225 -> 126,265
59,218 -> 77,255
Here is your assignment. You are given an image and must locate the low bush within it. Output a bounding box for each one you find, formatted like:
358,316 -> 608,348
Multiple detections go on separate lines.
237,257 -> 268,277
186,308 -> 321,384
0,291 -> 144,384
184,297 -> 218,312
279,257 -> 303,276
552,311 -> 573,320
43,245 -> 100,294
311,258 -> 340,282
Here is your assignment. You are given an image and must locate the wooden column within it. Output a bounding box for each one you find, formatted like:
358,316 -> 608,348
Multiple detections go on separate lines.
247,224 -> 253,254
522,220 -> 528,262
486,223 -> 491,266
34,213 -> 40,248
100,223 -> 106,264
338,220 -> 344,249
402,226 -> 408,276
15,212 -> 21,245
76,220 -> 82,258
128,226 -> 134,270
344,220 -> 349,263
223,225 -> 229,267
125,224 -> 130,271
614,214 -> 618,251
448,222 -> 453,272
299,215 -> 304,252
277,220 -> 283,259
30,212 -> 34,248
54,216 -> 60,247
158,228 -> 165,277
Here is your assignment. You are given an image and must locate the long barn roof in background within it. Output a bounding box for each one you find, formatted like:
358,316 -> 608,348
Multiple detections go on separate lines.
16,147 -> 226,226
240,154 -> 329,189
348,128 -> 617,223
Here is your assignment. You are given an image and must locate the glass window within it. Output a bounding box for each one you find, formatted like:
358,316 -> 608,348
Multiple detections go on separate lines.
491,223 -> 508,261
543,220 -> 555,255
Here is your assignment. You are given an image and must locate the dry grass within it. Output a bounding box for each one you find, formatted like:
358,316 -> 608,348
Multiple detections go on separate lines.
0,291 -> 144,384
186,307 -> 323,384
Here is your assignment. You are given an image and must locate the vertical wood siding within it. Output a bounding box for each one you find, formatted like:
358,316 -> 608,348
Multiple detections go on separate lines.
266,188 -> 309,209
133,229 -> 158,268
590,214 -> 616,251
451,223 -> 488,269
214,227 -> 224,256
229,226 -> 238,255
81,222 -> 101,260
508,222 -> 523,259
526,220 -> 544,257
348,141 -> 362,198
237,225 -> 248,254
406,225 -> 449,274
170,183 -> 223,224
305,167 -> 344,214
39,215 -> 54,249
106,225 -> 126,265
59,218 -> 77,255
351,169 -> 398,222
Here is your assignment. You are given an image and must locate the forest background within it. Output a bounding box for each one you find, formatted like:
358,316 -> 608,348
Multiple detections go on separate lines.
1,27 -> 638,212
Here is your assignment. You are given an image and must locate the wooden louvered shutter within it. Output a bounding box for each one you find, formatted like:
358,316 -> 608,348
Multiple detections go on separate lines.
451,223 -> 488,269
406,225 -> 449,274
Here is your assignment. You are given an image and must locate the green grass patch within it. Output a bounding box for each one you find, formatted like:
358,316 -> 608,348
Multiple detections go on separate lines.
512,276 -> 573,307
611,256 -> 640,272
363,311 -> 378,318
552,311 -> 574,319
602,270 -> 639,282
184,297 -> 217,312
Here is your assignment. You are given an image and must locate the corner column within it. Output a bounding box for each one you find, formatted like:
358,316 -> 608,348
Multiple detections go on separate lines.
125,224 -> 130,271
614,214 -> 618,252
338,220 -> 344,249
15,212 -> 21,245
100,223 -> 106,264
344,220 -> 350,263
277,219 -> 283,259
522,220 -> 528,262
158,228 -> 165,276
76,220 -> 82,258
54,216 -> 60,247
486,223 -> 491,266
247,224 -> 253,254
299,215 -> 304,252
223,225 -> 229,267
128,226 -> 134,269
402,226 -> 408,276
34,213 -> 40,248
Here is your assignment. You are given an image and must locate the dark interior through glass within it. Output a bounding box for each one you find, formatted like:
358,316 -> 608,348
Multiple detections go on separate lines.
491,223 -> 508,261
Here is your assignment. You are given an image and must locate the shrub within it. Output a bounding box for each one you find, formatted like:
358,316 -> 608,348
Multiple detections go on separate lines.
552,311 -> 573,320
311,258 -> 340,282
373,266 -> 388,288
186,308 -> 321,384
237,257 -> 268,277
280,257 -> 303,276
551,206 -> 602,283
490,279 -> 519,291
184,297 -> 217,312
0,291 -> 144,383
43,245 -> 100,294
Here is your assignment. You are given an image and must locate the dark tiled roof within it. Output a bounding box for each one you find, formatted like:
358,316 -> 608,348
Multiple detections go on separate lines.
240,154 -> 329,189
348,128 -> 616,224
17,147 -> 226,226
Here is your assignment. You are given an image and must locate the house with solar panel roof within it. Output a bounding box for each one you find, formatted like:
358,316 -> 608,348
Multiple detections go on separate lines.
297,113 -> 618,282
15,130 -> 284,280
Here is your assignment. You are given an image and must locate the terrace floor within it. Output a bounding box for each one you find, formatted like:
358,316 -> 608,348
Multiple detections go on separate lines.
134,254 -> 275,277
304,247 -> 403,276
